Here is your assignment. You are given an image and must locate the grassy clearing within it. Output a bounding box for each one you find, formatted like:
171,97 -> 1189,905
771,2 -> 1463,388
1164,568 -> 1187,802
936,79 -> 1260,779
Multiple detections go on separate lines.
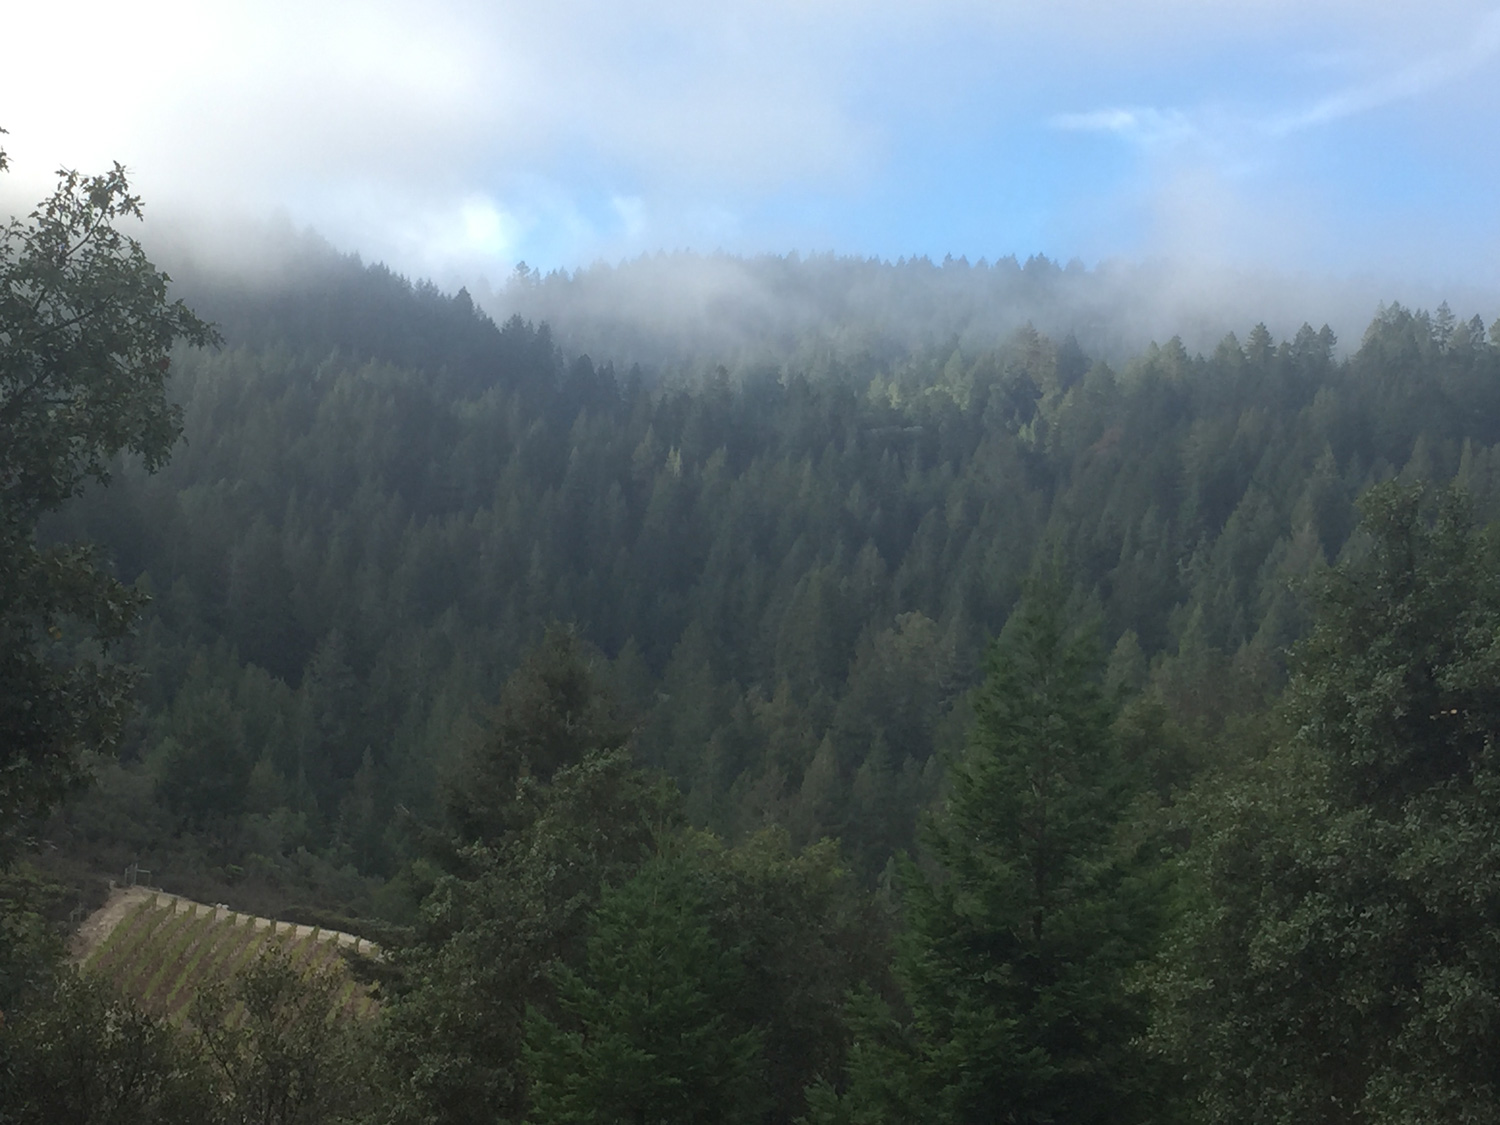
82,893 -> 378,1024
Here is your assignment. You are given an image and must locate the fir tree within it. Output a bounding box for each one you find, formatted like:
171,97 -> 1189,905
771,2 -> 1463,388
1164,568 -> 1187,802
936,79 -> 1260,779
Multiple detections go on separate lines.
523,853 -> 764,1124
827,577 -> 1168,1123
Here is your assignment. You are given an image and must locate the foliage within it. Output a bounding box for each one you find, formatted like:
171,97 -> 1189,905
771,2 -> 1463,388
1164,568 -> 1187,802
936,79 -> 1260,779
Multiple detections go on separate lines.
823,578 -> 1171,1123
0,864 -> 69,1016
1152,482 -> 1500,1123
43,254 -> 1500,900
518,823 -> 889,1125
0,969 -> 214,1125
441,625 -> 635,852
2,917 -> 374,1125
375,635 -> 679,1125
688,828 -> 892,1124
377,745 -> 678,1124
192,945 -> 372,1125
0,135 -> 215,860
523,852 -> 765,1125
16,214 -> 1500,1120
1291,482 -> 1500,807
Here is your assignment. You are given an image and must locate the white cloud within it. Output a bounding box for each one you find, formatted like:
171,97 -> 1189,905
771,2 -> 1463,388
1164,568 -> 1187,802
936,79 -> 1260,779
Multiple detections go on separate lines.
1266,7 -> 1500,134
1052,5 -> 1500,152
1050,108 -> 1197,145
4,0 -> 1500,284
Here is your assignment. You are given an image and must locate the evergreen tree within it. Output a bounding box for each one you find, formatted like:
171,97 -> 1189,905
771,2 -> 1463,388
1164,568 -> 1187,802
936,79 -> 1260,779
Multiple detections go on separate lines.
523,853 -> 765,1124
377,630 -> 677,1125
441,625 -> 633,852
1153,482 -> 1500,1123
827,578 -> 1168,1123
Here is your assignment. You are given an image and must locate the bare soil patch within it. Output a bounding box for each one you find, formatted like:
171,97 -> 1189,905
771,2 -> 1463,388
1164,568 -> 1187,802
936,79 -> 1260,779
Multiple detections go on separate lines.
68,885 -> 156,963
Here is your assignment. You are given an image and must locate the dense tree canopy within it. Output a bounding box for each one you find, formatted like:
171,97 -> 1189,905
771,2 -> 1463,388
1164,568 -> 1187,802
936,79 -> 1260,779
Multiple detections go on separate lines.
0,136 -> 215,861
817,578 -> 1170,1123
7,203 -> 1500,1122
1153,482 -> 1500,1124
523,853 -> 765,1125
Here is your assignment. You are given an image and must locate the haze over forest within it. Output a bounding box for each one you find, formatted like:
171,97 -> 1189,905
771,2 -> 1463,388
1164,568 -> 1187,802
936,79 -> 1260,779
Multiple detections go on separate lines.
6,0 -> 1500,294
7,3 -> 1500,1124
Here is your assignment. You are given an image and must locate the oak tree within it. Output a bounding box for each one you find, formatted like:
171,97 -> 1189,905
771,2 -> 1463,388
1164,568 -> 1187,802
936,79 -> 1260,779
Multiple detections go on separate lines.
0,133 -> 215,859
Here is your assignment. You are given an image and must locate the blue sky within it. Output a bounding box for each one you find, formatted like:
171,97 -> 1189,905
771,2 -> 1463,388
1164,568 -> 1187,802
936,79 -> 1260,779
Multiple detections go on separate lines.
3,0 -> 1499,300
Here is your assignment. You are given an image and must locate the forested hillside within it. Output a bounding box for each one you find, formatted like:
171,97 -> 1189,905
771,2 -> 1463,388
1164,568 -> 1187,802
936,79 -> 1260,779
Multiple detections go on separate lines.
40,247 -> 1500,899
11,221 -> 1500,1122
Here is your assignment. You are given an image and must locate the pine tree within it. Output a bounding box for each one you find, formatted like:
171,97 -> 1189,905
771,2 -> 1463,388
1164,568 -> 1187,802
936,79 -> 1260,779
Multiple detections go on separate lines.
523,854 -> 764,1124
830,578 -> 1167,1123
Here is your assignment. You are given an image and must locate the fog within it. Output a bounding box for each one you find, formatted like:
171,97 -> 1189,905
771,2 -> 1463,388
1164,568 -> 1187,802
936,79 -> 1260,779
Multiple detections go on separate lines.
5,0 -> 1499,374
5,0 -> 1500,297
480,251 -> 1495,372
138,209 -> 1496,377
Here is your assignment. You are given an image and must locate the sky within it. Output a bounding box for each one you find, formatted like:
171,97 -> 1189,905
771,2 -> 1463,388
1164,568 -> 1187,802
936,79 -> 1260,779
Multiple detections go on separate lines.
3,0 -> 1499,304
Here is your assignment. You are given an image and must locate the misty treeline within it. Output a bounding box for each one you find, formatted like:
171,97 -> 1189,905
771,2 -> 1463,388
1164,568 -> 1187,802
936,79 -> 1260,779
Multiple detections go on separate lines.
495,250 -> 1153,372
169,234 -> 1376,374
12,245 -> 1500,1122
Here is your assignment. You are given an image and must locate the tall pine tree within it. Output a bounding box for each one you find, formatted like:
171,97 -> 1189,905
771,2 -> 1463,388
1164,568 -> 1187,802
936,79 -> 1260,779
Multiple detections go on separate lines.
823,577 -> 1167,1123
523,853 -> 765,1124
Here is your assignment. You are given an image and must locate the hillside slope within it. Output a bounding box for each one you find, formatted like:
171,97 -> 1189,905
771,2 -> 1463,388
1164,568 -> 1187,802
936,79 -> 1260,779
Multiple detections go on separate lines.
75,886 -> 378,1023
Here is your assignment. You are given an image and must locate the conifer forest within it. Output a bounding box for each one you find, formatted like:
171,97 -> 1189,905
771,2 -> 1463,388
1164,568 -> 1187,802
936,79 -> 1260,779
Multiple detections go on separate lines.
8,151 -> 1500,1125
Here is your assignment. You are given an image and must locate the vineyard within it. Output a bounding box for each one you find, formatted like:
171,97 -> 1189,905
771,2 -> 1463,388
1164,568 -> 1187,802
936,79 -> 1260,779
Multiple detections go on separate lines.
79,888 -> 379,1022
